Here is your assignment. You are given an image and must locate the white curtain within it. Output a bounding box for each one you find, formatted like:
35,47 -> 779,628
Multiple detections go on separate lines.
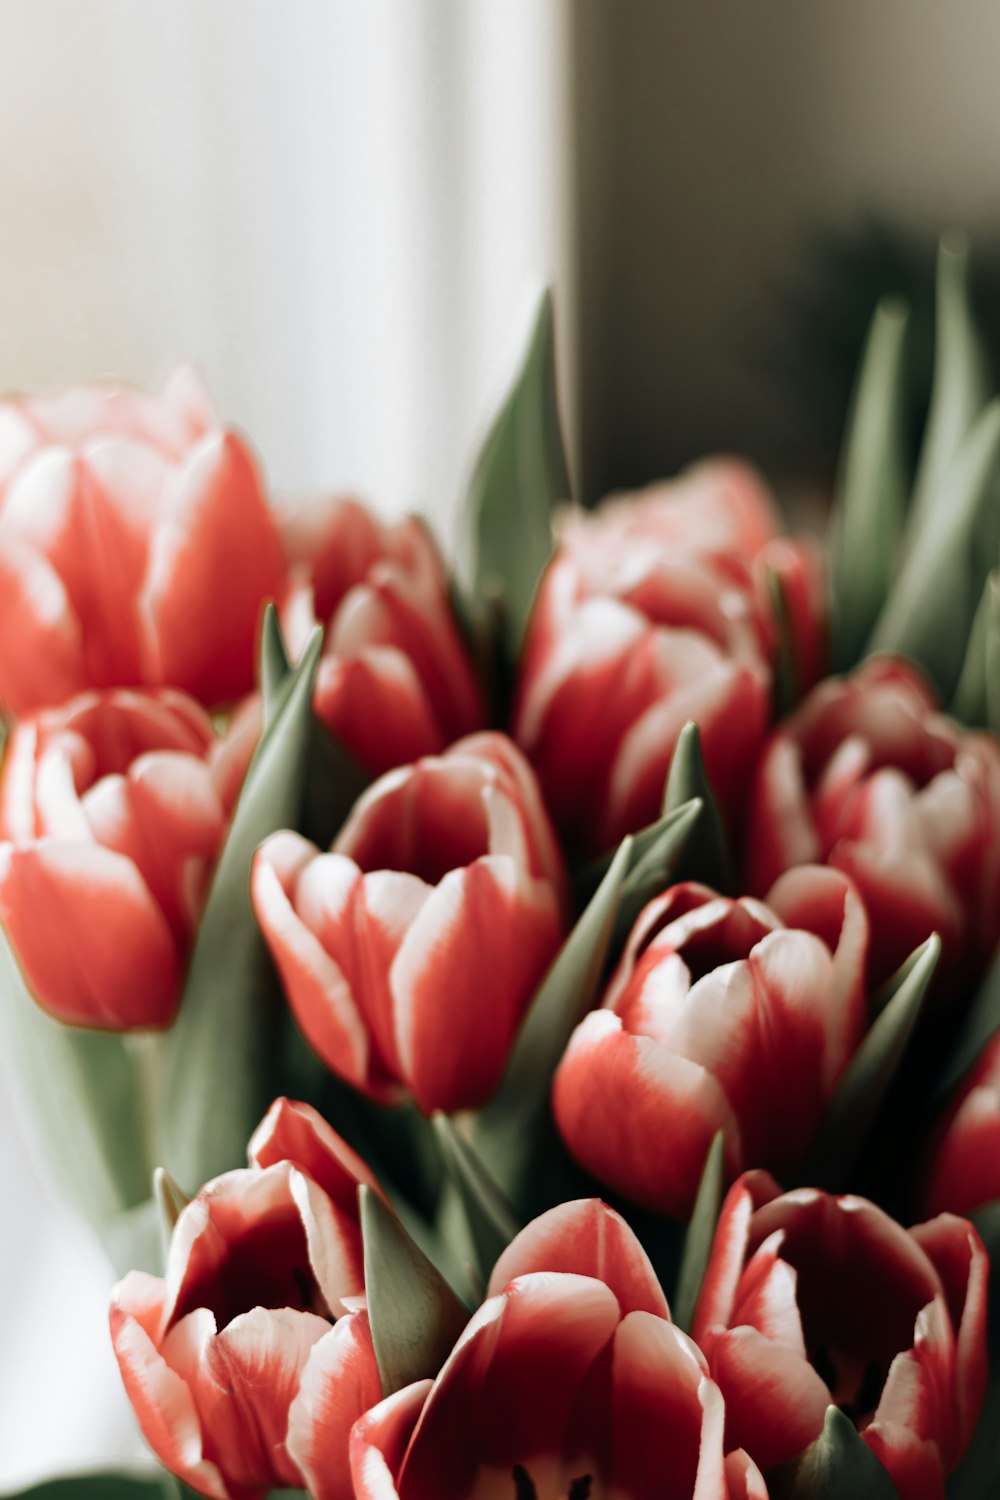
0,0 -> 572,1485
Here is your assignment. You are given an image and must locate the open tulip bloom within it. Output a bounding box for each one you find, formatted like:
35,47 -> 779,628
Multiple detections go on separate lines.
5,254 -> 1000,1498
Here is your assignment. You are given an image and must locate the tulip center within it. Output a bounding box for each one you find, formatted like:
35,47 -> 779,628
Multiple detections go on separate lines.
809,1345 -> 884,1428
511,1465 -> 593,1500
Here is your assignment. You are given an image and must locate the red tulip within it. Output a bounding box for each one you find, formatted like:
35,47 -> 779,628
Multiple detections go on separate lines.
0,370 -> 285,715
279,493 -> 484,775
552,867 -> 867,1217
692,1171 -> 988,1499
747,657 -> 1000,987
110,1098 -> 383,1500
924,1030 -> 1000,1217
513,458 -> 826,855
350,1197 -> 768,1500
252,733 -> 566,1113
0,688 -> 244,1029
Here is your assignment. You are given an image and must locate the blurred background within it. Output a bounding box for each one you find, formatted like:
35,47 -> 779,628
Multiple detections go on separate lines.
2,0 -> 1000,1486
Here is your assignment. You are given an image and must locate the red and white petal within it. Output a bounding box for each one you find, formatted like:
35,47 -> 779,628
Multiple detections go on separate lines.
143,431 -> 286,705
910,1215 -> 989,1454
725,1448 -> 771,1500
312,648 -> 445,775
0,839 -> 181,1028
487,1199 -> 669,1319
109,1291 -> 233,1500
251,836 -> 373,1094
765,865 -> 868,1087
289,1166 -> 366,1316
746,736 -> 819,897
553,1009 -> 739,1218
706,1324 -> 829,1472
164,1305 -> 329,1492
390,858 -> 561,1113
350,1380 -> 432,1500
0,539 -> 86,716
249,1097 -> 379,1214
285,1311 -> 383,1500
691,1173 -> 783,1344
609,1313 -> 723,1500
398,1274 -> 621,1496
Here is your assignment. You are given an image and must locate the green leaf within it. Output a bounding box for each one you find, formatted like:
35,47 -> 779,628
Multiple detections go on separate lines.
868,400 -> 1000,700
767,1406 -> 900,1499
0,934 -> 155,1266
907,233 -> 991,548
360,1184 -> 469,1397
831,297 -> 910,669
662,721 -> 732,889
935,946 -> 1000,1106
951,570 -> 1000,730
672,1131 -> 725,1334
1,1475 -> 165,1499
160,630 -> 324,1191
475,838 -> 632,1200
432,1114 -> 520,1282
466,289 -> 570,646
259,601 -> 292,722
612,799 -> 703,948
152,1166 -> 189,1260
801,935 -> 940,1190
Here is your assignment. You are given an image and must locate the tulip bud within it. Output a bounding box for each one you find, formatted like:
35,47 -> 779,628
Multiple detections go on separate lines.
279,494 -> 484,775
553,867 -> 867,1217
747,656 -> 1000,989
252,733 -> 566,1113
0,371 -> 285,715
692,1171 -> 988,1499
111,1098 -> 383,1500
0,688 -> 248,1029
514,459 -> 826,855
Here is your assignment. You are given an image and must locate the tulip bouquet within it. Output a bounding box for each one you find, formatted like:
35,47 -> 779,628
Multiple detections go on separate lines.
4,236 -> 1000,1500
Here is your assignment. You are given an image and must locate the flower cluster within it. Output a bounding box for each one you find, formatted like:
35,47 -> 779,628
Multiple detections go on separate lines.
4,259 -> 1000,1500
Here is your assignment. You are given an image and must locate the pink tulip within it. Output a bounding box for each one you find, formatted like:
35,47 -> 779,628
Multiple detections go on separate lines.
279,493 -> 484,775
0,688 -> 243,1028
924,1030 -> 1000,1217
0,369 -> 285,715
111,1098 -> 383,1500
514,458 -> 826,855
692,1171 -> 988,1498
553,867 -> 867,1217
350,1197 -> 768,1500
252,733 -> 566,1113
747,657 -> 1000,987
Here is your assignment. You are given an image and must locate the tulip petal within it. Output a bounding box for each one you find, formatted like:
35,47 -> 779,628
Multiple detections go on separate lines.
249,1096 -> 378,1215
692,1173 -> 782,1344
708,1324 -> 829,1471
164,1305 -> 329,1492
285,1311 -> 383,1500
609,1313 -> 723,1500
109,1284 -> 233,1500
143,431 -> 285,704
390,857 -> 561,1113
0,538 -> 86,716
313,648 -> 444,773
0,839 -> 181,1028
553,1009 -> 738,1217
487,1199 -> 669,1318
251,835 -> 373,1093
398,1273 -> 621,1496
350,1380 -> 432,1500
910,1215 -> 988,1452
725,1449 -> 770,1500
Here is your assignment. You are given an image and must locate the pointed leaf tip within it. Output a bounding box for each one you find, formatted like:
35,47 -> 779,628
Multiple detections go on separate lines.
360,1183 -> 469,1398
673,1130 -> 726,1333
768,1405 -> 900,1499
466,287 -> 570,646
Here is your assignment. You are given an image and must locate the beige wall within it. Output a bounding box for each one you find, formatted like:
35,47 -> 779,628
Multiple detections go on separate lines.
570,1 -> 1000,503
